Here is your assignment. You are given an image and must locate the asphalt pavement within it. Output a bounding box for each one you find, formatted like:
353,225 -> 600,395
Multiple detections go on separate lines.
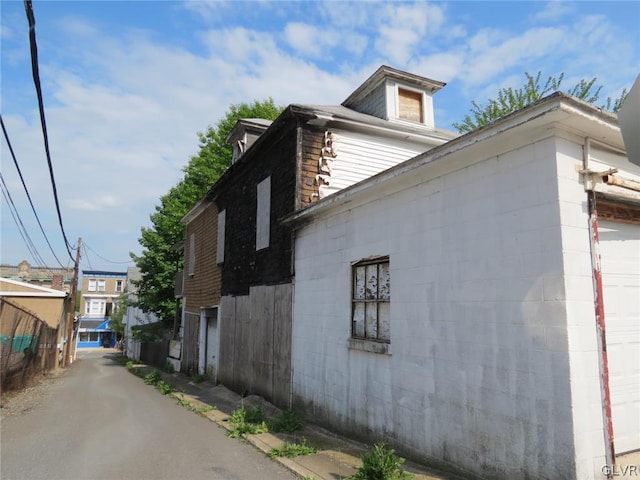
0,349 -> 298,480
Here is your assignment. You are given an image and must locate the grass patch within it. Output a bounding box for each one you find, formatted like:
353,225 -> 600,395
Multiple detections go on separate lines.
155,380 -> 175,395
268,438 -> 317,459
144,370 -> 162,385
176,395 -> 216,416
267,410 -> 303,433
226,406 -> 268,438
347,443 -> 413,480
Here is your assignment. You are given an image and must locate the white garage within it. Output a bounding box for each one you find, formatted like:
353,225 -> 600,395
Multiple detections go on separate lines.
599,219 -> 640,454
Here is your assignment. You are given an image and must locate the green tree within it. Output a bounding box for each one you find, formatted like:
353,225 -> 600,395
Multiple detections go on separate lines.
109,294 -> 127,337
453,71 -> 628,134
131,99 -> 283,326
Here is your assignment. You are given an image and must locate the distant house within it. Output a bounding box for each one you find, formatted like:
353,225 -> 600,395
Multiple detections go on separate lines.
284,93 -> 640,480
77,270 -> 126,348
180,66 -> 457,406
0,260 -> 73,293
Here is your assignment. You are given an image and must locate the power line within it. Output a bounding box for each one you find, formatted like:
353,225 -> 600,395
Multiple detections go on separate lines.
23,0 -> 74,261
1,114 -> 67,269
0,172 -> 51,271
84,242 -> 134,265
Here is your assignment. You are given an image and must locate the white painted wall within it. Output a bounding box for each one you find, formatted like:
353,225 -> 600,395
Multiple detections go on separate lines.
123,306 -> 157,361
292,135 -> 606,479
319,129 -> 435,198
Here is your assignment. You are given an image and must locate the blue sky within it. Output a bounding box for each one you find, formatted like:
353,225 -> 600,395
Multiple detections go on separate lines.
1,1 -> 638,272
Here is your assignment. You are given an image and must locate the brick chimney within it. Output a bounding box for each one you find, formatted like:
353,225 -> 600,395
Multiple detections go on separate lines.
51,274 -> 64,291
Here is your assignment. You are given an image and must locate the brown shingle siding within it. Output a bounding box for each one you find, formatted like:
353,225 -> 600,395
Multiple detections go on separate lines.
183,202 -> 222,311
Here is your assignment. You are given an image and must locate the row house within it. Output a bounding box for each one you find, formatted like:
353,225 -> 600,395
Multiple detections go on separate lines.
179,66 -> 457,406
180,66 -> 640,479
78,270 -> 126,348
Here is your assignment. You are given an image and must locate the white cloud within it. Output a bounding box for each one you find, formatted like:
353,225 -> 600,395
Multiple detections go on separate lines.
319,2 -> 371,29
411,52 -> 465,83
374,3 -> 445,65
532,1 -> 575,23
464,26 -> 565,85
283,22 -> 362,58
1,24 -> 13,39
2,0 -> 637,269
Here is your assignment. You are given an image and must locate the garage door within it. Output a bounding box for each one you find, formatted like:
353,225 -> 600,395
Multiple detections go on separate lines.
599,220 -> 640,454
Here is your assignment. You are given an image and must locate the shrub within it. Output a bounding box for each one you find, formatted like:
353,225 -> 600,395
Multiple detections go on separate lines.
347,443 -> 413,480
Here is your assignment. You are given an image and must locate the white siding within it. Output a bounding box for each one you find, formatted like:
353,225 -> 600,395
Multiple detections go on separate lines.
351,83 -> 387,119
292,136 -> 595,479
319,129 -> 430,198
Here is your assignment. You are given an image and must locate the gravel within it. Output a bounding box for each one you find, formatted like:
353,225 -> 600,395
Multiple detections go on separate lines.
0,367 -> 69,420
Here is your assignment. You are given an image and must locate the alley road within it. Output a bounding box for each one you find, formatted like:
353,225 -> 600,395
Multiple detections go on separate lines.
0,350 -> 297,480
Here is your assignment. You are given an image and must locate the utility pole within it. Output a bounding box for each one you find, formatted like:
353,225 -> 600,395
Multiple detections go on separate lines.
64,237 -> 81,367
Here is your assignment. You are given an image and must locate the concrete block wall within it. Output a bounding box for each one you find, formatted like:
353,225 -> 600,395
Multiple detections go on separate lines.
292,136 -> 587,479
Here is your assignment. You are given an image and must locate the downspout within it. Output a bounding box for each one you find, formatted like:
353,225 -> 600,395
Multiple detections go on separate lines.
584,138 -> 616,474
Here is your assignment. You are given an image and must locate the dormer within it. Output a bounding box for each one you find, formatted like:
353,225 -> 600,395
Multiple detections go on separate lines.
341,65 -> 445,129
226,118 -> 272,163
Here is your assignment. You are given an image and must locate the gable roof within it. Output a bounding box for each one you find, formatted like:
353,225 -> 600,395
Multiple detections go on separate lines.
283,92 -> 622,226
0,277 -> 68,297
182,102 -> 459,224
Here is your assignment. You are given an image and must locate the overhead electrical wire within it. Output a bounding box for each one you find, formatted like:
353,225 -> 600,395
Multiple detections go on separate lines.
84,242 -> 134,265
82,243 -> 95,271
1,114 -> 67,269
23,0 -> 74,261
0,172 -> 51,271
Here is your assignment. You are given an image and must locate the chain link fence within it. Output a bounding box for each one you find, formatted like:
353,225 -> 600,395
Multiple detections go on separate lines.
1,298 -> 61,392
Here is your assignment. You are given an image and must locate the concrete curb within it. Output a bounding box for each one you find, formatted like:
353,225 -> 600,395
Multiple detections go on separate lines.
118,357 -> 476,480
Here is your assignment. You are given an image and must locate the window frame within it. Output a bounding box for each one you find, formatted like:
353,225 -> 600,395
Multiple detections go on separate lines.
350,256 -> 390,347
85,299 -> 106,316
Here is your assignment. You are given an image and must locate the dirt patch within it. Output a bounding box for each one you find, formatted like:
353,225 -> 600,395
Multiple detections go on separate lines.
0,368 -> 69,420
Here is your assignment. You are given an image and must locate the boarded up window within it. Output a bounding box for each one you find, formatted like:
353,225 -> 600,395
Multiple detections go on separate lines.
217,210 -> 226,263
256,176 -> 271,250
188,233 -> 195,276
352,256 -> 390,343
398,88 -> 423,123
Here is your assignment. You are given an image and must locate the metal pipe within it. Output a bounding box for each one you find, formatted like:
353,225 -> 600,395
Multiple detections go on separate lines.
588,193 -> 616,474
603,174 -> 640,192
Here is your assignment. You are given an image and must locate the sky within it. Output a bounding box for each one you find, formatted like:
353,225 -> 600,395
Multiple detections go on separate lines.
1,0 -> 638,274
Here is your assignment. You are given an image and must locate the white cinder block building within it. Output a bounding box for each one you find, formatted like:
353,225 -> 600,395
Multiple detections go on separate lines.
285,93 -> 639,480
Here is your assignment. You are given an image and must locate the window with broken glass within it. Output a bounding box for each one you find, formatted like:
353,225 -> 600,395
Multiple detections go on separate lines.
351,257 -> 390,343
